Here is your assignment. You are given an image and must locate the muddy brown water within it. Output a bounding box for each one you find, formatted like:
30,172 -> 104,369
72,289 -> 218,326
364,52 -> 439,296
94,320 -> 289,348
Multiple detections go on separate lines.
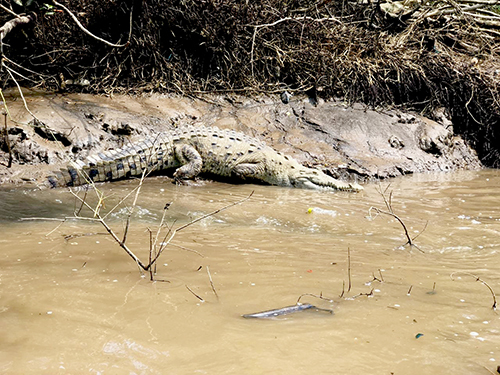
1,171 -> 500,374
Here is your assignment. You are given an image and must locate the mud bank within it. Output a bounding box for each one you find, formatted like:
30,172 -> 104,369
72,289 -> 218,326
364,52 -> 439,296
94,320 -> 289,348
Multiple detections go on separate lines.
0,90 -> 481,186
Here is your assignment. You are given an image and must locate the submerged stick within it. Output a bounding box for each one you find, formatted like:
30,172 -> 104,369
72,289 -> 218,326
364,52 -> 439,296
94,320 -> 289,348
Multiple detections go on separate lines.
206,266 -> 218,300
347,247 -> 352,293
185,285 -> 204,302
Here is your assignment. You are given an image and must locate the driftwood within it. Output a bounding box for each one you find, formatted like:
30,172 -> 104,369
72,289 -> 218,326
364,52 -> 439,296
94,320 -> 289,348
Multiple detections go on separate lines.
242,303 -> 333,319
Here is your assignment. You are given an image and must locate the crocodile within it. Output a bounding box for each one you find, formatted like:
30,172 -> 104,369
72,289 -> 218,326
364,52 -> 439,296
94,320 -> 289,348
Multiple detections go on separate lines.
51,125 -> 362,192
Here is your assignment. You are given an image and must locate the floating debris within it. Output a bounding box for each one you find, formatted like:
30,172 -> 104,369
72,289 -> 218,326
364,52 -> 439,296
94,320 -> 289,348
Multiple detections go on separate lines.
242,303 -> 333,319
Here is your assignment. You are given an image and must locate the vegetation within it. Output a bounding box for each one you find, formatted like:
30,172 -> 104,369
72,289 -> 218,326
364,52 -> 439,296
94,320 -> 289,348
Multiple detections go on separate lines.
1,0 -> 499,165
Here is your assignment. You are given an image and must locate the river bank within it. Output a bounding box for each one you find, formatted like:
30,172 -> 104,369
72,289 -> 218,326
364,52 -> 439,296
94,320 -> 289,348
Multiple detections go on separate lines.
0,89 -> 482,187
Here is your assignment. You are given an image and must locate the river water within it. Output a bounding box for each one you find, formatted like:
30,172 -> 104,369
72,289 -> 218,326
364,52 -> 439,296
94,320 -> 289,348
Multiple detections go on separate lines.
0,170 -> 499,374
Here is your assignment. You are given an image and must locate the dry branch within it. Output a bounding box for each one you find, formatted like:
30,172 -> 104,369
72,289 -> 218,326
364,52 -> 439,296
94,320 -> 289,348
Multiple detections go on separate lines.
0,12 -> 36,42
368,185 -> 426,251
0,4 -> 21,18
69,189 -> 147,269
147,191 -> 254,270
51,0 -> 131,48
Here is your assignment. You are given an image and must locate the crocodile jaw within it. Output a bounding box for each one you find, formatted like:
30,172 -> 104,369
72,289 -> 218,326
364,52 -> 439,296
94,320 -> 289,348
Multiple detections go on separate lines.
290,169 -> 363,192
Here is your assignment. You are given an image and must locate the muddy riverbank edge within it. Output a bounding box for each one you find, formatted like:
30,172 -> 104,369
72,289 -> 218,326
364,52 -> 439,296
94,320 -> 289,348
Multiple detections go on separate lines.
0,90 -> 482,187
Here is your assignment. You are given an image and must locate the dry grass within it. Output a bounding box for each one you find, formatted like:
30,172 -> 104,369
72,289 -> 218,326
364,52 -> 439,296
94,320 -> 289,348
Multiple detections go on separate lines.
1,0 -> 499,164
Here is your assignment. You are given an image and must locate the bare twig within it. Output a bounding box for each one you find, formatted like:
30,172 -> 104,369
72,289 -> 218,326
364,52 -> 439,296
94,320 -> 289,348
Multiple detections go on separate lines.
297,292 -> 334,304
0,4 -> 20,18
168,242 -> 204,257
122,167 -> 148,244
185,285 -> 204,302
2,111 -> 12,168
206,266 -> 219,300
378,269 -> 384,282
347,247 -> 352,293
69,189 -> 147,269
369,206 -> 417,247
249,15 -> 341,77
5,69 -> 41,122
368,185 -> 425,252
350,288 -> 375,299
20,217 -> 67,222
148,228 -> 154,281
450,272 -> 497,310
411,220 -> 429,242
339,279 -> 346,298
52,0 -> 131,48
148,191 -> 254,269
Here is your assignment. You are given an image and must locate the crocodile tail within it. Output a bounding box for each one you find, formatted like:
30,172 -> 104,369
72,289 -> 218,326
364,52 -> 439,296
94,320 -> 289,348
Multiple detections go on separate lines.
47,135 -> 171,188
47,162 -> 89,188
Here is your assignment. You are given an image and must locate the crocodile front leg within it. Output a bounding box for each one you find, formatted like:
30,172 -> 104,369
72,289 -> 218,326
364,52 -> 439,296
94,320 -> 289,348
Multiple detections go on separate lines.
173,144 -> 203,180
232,163 -> 264,179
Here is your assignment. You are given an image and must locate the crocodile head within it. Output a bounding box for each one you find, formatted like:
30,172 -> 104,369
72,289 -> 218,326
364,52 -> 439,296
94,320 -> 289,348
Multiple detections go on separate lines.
289,168 -> 363,192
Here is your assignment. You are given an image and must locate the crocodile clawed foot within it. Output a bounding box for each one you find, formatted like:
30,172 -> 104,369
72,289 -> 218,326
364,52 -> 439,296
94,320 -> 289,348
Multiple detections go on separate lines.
173,177 -> 207,187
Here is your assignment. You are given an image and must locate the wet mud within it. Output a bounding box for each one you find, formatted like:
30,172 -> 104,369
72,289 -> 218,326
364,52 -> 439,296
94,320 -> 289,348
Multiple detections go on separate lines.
0,89 -> 481,186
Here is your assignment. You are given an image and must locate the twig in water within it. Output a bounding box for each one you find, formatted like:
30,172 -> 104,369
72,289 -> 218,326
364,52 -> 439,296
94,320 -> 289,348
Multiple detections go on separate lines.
168,243 -> 204,257
206,266 -> 218,300
185,285 -> 204,302
427,282 -> 437,295
297,292 -> 334,304
340,247 -> 352,298
407,285 -> 413,296
347,247 -> 352,293
122,167 -> 148,244
412,220 -> 428,242
378,269 -> 384,282
351,288 -> 375,299
148,191 -> 254,270
450,272 -> 497,310
69,189 -> 147,270
74,187 -> 89,216
370,271 -> 383,283
368,185 -> 426,252
148,228 -> 154,281
150,202 -> 173,275
339,280 -> 346,298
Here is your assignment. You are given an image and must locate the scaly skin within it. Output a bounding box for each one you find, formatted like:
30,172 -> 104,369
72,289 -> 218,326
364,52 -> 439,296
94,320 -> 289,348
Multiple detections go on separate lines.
53,125 -> 362,192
